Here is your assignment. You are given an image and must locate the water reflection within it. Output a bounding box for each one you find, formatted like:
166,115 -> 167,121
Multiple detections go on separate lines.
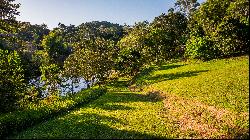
29,77 -> 91,97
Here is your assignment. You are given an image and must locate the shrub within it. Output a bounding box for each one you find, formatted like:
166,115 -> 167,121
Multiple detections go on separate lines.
0,49 -> 25,113
187,0 -> 249,59
0,87 -> 106,138
185,36 -> 220,60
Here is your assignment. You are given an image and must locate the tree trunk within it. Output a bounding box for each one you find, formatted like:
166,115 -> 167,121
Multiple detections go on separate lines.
86,80 -> 90,89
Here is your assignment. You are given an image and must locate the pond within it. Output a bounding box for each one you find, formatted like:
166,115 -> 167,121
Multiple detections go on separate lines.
29,77 -> 93,97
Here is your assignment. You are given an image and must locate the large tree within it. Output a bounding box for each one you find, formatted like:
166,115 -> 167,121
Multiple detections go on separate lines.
0,0 -> 20,49
41,29 -> 71,67
115,21 -> 151,76
150,11 -> 188,63
174,0 -> 200,17
185,0 -> 249,60
64,37 -> 115,88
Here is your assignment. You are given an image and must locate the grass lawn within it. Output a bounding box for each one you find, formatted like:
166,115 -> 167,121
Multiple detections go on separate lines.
9,56 -> 249,139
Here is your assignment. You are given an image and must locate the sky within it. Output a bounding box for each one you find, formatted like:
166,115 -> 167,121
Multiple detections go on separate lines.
15,0 -> 205,29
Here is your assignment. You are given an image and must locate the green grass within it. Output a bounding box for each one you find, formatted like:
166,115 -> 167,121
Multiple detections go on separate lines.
135,56 -> 249,138
10,86 -> 174,139
0,87 -> 105,138
9,56 -> 249,139
137,56 -> 249,113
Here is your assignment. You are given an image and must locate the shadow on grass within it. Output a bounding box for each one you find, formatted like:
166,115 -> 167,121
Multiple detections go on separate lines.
108,64 -> 186,88
132,64 -> 186,86
14,113 -> 166,139
3,88 -> 106,139
147,70 -> 209,84
157,64 -> 186,70
93,91 -> 164,105
95,104 -> 135,111
8,65 -> 207,139
108,80 -> 128,89
10,89 -> 166,138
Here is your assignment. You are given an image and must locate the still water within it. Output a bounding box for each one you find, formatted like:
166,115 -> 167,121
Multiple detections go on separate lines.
29,77 -> 91,97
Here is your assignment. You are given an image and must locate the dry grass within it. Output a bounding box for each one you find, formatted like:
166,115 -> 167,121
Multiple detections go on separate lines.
147,89 -> 249,139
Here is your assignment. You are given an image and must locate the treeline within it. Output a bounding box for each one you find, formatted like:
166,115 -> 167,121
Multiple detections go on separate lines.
0,0 -> 249,113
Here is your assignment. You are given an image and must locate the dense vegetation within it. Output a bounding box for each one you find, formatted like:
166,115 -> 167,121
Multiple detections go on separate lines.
0,0 -> 249,138
9,56 -> 249,139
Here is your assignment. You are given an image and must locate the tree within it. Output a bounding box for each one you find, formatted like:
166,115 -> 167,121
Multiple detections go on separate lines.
17,22 -> 50,49
40,63 -> 61,97
174,0 -> 200,17
76,21 -> 124,44
115,21 -> 151,76
16,22 -> 50,82
150,11 -> 188,63
0,0 -> 20,50
0,0 -> 20,20
62,54 -> 81,94
0,49 -> 25,113
41,29 -> 71,67
64,37 -> 115,88
185,0 -> 249,60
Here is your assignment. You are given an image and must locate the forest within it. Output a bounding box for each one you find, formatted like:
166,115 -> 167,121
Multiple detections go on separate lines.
0,0 -> 249,139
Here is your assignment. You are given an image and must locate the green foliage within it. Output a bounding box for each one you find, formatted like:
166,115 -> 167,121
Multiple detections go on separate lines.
64,37 -> 115,87
0,0 -> 20,51
41,30 -> 71,67
150,11 -> 188,62
115,21 -> 150,76
174,0 -> 200,17
0,0 -> 20,20
0,87 -> 106,138
40,63 -> 61,97
76,21 -> 124,43
0,49 -> 25,113
187,0 -> 249,59
115,47 -> 143,76
185,36 -> 220,60
17,22 -> 49,49
57,23 -> 78,44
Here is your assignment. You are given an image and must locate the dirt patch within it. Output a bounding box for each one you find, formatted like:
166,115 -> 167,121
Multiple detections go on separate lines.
148,90 -> 249,139
145,91 -> 166,102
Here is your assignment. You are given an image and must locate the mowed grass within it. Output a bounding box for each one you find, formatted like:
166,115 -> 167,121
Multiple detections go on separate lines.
10,56 -> 249,139
10,85 -> 174,139
135,55 -> 249,138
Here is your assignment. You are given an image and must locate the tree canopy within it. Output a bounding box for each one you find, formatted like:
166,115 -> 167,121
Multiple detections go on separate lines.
0,0 -> 249,114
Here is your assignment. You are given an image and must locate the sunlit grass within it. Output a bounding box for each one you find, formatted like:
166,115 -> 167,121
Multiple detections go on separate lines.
137,55 -> 249,138
141,56 -> 249,113
0,87 -> 105,138
10,55 -> 249,139
11,89 -> 174,139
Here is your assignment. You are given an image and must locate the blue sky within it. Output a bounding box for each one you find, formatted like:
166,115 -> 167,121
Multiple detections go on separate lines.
15,0 -> 205,29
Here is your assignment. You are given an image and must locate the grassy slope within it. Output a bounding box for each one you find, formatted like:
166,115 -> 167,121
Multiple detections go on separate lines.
136,56 -> 249,138
10,56 -> 249,139
0,88 -> 105,138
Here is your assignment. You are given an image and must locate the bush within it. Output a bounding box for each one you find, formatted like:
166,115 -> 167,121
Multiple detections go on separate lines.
185,36 -> 220,60
187,0 -> 249,59
0,49 -> 25,113
115,48 -> 143,76
214,17 -> 249,56
0,87 -> 106,138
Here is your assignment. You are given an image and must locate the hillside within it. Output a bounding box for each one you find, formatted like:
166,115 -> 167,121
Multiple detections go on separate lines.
10,55 -> 249,139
